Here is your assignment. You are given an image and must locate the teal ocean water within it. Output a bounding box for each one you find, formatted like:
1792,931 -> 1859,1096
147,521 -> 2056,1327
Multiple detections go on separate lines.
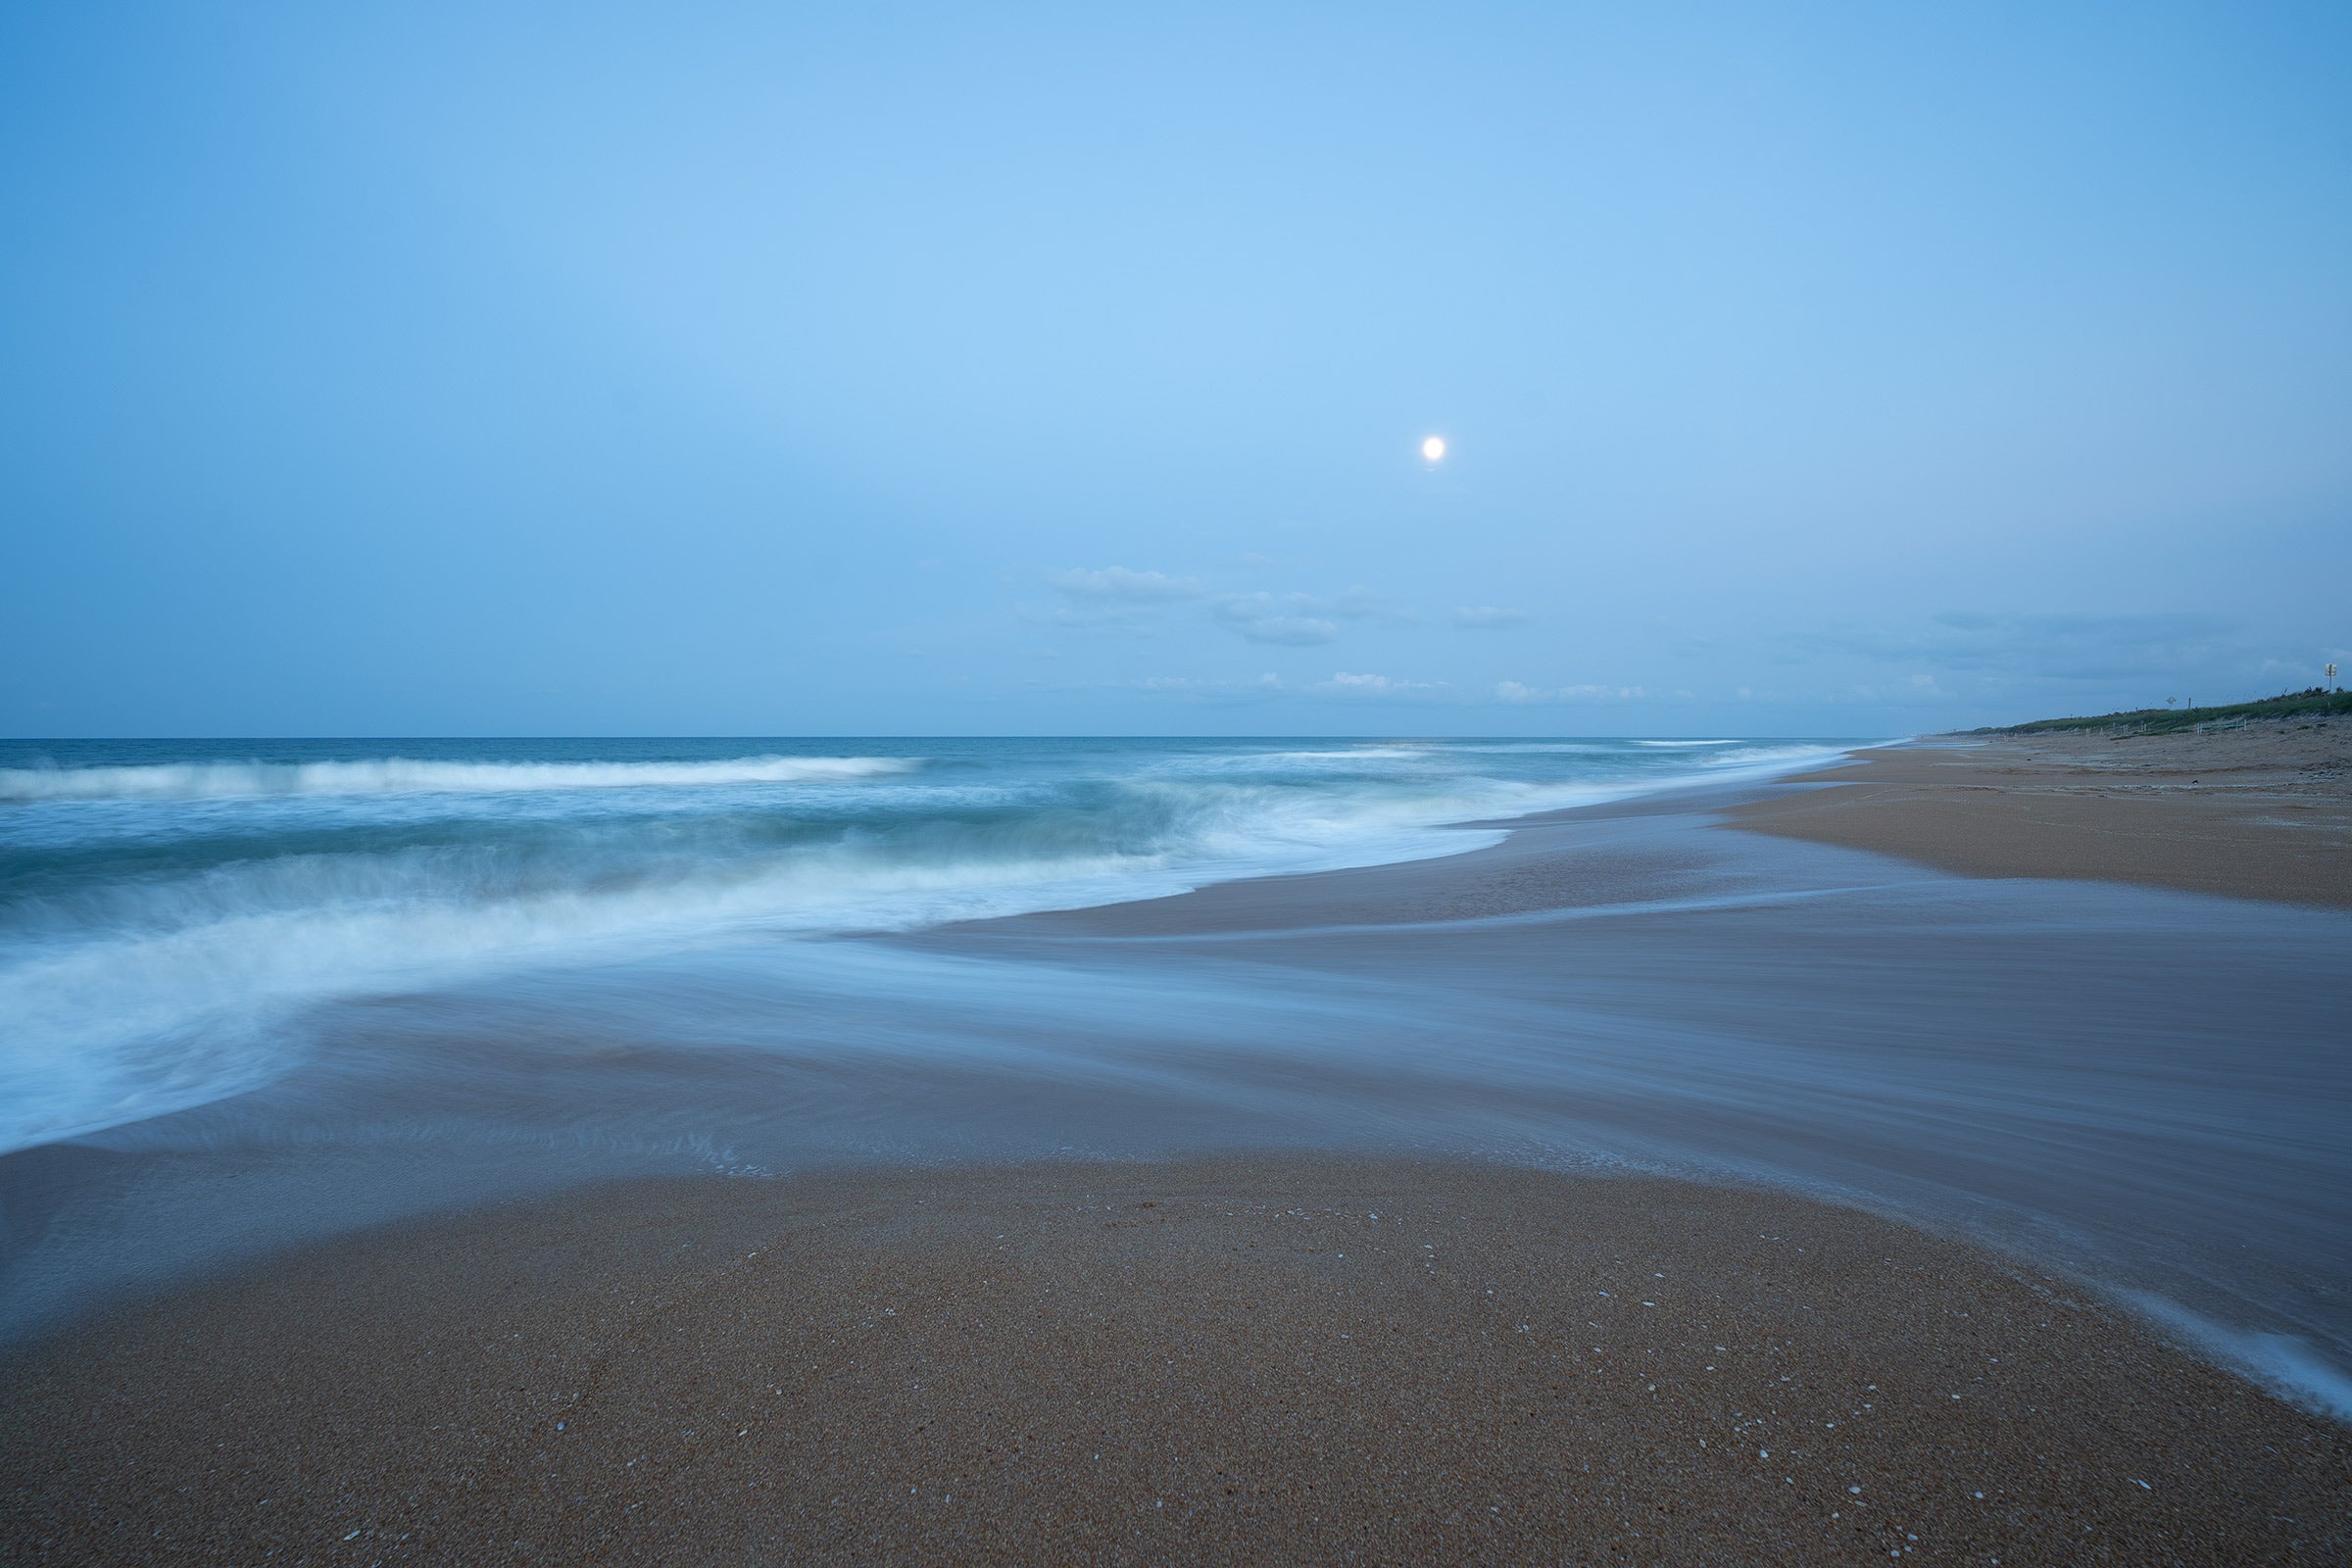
0,736 -> 1839,1152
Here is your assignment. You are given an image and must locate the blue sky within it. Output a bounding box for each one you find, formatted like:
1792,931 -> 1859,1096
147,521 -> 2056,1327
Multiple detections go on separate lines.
4,2 -> 2347,736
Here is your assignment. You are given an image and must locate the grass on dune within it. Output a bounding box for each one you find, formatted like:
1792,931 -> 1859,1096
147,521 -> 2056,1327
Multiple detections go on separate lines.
1979,686 -> 2352,736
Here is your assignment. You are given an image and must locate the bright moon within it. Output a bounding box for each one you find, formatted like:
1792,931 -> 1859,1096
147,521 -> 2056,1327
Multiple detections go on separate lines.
1421,435 -> 1446,463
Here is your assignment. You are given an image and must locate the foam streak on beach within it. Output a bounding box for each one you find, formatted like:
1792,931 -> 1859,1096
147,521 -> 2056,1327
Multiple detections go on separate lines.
1,732 -> 2346,1404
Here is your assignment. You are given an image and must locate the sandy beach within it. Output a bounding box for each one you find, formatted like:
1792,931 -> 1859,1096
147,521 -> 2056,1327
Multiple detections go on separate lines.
5,738 -> 2351,1563
1727,716 -> 2352,908
6,1156 -> 2347,1566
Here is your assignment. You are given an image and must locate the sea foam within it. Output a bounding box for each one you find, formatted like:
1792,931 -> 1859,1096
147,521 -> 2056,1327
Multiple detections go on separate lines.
0,736 -> 1852,1153
0,754 -> 914,802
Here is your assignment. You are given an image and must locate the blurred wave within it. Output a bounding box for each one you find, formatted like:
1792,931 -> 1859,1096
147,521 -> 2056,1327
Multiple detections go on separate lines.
0,754 -> 913,801
0,735 -> 1850,1152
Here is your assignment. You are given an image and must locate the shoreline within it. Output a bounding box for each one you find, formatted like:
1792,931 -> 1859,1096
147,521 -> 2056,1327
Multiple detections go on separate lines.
6,735 -> 2350,1559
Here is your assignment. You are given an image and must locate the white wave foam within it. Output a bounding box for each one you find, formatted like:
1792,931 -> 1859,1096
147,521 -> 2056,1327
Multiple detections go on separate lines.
0,738 -> 1854,1152
0,838 -> 1155,1151
0,772 -> 1599,1151
1250,747 -> 1437,761
1697,743 -> 1855,767
0,755 -> 916,802
2121,1291 -> 2352,1427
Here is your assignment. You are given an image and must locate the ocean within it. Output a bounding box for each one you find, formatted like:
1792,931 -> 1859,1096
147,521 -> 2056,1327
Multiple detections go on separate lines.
6,733 -> 2349,1421
0,735 -> 1840,1155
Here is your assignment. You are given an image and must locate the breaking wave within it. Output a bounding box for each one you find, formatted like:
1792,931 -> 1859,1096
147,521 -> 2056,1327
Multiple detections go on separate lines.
0,755 -> 915,802
0,735 -> 1855,1152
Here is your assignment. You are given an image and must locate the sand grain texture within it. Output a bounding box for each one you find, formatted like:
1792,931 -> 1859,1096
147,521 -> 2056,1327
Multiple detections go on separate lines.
1725,717 -> 2352,907
5,1157 -> 2346,1566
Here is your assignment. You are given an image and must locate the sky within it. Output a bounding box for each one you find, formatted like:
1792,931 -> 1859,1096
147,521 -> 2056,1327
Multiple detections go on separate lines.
3,1 -> 2347,738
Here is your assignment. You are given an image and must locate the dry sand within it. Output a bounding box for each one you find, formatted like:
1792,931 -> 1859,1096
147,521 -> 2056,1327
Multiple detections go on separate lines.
5,1155 -> 2347,1565
1725,715 -> 2352,908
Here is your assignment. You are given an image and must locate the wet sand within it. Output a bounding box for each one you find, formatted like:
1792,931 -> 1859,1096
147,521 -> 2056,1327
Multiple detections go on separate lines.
8,748 -> 2352,1562
7,1154 -> 2348,1566
1725,716 -> 2352,908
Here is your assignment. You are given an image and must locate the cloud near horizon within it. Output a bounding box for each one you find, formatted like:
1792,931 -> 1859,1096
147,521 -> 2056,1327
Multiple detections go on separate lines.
1043,572 -> 1434,648
1788,611 -> 2246,682
1120,670 -> 1450,702
1212,593 -> 1338,645
1048,566 -> 1207,602
1315,672 -> 1446,696
1210,588 -> 1417,645
1135,673 -> 1283,694
1494,680 -> 1649,703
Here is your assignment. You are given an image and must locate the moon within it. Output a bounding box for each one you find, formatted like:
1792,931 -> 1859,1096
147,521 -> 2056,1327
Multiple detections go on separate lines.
1421,435 -> 1446,463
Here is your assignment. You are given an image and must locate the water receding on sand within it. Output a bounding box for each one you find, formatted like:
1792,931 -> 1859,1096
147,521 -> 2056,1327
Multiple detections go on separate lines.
3,736 -> 2347,1423
0,736 -> 1845,1152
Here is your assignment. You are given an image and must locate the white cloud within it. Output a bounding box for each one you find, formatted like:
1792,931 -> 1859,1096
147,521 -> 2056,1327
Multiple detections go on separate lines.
1494,680 -> 1647,703
1314,671 -> 1446,696
1212,593 -> 1337,644
1126,670 -> 1446,700
1211,588 -> 1414,644
1049,566 -> 1205,601
1017,602 -> 1160,634
1130,673 -> 1287,698
1240,616 -> 1340,645
1453,606 -> 1529,629
1789,611 -> 2241,681
1213,592 -> 1293,619
1324,587 -> 1420,624
1040,572 -> 1427,649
